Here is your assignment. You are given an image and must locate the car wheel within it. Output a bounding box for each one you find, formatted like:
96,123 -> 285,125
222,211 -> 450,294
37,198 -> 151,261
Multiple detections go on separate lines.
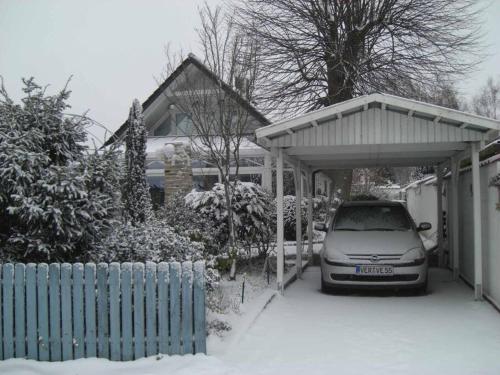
321,276 -> 340,294
415,279 -> 428,296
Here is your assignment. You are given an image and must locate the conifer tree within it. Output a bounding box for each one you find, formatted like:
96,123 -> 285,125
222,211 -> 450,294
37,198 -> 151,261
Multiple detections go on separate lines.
123,99 -> 152,223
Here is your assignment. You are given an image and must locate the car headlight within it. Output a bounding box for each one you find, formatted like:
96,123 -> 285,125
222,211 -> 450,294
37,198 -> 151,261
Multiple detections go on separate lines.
324,248 -> 350,264
400,247 -> 425,265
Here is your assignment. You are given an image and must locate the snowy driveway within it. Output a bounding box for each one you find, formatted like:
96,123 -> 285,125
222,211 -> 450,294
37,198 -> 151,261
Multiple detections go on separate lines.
222,267 -> 500,375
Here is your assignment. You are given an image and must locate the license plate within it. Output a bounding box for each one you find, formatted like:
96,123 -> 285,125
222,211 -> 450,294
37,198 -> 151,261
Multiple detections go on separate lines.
355,265 -> 394,275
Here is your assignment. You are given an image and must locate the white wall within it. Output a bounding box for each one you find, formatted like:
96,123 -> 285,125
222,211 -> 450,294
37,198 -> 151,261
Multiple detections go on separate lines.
456,160 -> 500,308
406,179 -> 438,238
406,159 -> 500,308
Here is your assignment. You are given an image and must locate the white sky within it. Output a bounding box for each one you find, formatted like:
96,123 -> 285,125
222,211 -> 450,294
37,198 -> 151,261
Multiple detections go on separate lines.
1,0 -> 499,146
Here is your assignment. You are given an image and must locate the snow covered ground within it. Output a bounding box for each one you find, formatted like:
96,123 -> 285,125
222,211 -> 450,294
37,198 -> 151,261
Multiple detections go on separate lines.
0,355 -> 243,375
222,267 -> 500,375
2,267 -> 500,375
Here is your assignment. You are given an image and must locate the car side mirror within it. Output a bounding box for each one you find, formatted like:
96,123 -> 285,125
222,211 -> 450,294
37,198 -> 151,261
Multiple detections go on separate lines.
314,223 -> 327,232
417,222 -> 432,232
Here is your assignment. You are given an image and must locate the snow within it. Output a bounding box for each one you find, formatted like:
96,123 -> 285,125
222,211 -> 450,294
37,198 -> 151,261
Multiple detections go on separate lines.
0,355 -> 244,375
221,267 -> 500,375
3,267 -> 500,375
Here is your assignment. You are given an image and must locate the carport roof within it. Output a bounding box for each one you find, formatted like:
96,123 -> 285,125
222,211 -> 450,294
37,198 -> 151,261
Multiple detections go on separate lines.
256,93 -> 500,169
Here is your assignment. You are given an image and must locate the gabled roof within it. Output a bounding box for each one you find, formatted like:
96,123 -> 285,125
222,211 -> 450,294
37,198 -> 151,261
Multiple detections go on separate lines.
256,93 -> 500,140
104,54 -> 269,147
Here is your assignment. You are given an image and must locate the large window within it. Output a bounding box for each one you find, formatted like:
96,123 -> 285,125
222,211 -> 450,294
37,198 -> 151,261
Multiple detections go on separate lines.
153,115 -> 172,136
176,113 -> 192,136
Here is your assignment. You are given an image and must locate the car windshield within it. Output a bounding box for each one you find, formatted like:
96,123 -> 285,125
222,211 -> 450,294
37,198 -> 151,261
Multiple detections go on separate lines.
334,205 -> 412,231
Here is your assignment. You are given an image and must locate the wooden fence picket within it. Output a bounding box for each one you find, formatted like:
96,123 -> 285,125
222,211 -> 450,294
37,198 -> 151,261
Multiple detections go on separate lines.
61,263 -> 73,361
193,261 -> 207,354
145,262 -> 157,357
133,263 -> 145,360
72,264 -> 85,359
157,262 -> 169,355
26,264 -> 38,360
37,263 -> 50,361
0,265 -> 3,360
169,262 -> 181,355
121,263 -> 133,361
0,261 -> 206,362
109,263 -> 121,361
14,264 -> 26,358
97,263 -> 109,358
182,261 -> 193,354
2,264 -> 14,360
84,263 -> 97,358
49,263 -> 62,361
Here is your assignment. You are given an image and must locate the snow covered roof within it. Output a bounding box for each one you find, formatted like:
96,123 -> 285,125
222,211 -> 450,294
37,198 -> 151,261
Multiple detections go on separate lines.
403,175 -> 436,191
257,93 -> 500,140
104,54 -> 269,147
144,136 -> 267,159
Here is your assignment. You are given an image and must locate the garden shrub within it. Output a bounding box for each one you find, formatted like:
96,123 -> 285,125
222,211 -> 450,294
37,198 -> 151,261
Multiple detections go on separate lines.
282,195 -> 307,241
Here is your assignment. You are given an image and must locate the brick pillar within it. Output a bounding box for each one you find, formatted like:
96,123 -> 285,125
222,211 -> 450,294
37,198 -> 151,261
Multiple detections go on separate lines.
164,142 -> 193,203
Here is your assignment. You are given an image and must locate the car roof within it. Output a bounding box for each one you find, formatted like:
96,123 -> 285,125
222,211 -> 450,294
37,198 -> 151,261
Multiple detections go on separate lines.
341,200 -> 404,207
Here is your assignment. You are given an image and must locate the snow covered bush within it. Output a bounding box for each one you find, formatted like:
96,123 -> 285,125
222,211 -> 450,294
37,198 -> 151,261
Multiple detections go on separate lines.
90,217 -> 205,263
312,195 -> 329,222
490,173 -> 500,187
0,79 -> 121,262
159,191 -> 223,256
185,181 -> 275,257
282,195 -> 307,241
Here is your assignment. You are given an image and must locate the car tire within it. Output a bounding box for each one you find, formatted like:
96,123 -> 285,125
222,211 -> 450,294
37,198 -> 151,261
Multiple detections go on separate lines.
415,279 -> 428,296
321,276 -> 340,294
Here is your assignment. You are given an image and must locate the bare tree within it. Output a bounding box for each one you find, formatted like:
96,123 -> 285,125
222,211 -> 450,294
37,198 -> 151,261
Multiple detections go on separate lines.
234,0 -> 483,116
472,77 -> 500,119
161,4 -> 260,278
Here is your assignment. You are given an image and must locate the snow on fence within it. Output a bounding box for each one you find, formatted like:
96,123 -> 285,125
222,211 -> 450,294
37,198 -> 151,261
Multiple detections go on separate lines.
0,261 -> 206,361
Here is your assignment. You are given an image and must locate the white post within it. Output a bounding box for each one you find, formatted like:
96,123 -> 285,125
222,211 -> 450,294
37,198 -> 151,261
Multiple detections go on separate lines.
436,165 -> 444,267
276,148 -> 285,294
471,142 -> 483,300
307,171 -> 314,261
295,163 -> 303,279
451,156 -> 460,279
262,151 -> 273,192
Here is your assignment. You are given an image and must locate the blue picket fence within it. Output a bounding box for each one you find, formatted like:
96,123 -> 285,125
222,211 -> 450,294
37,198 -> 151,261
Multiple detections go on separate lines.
0,261 -> 206,361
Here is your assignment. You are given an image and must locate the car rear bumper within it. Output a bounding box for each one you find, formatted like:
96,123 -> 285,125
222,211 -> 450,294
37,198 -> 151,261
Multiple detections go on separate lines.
320,259 -> 428,289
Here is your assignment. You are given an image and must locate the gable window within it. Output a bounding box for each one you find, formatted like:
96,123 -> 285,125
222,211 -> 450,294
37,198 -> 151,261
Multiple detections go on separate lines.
153,115 -> 172,136
176,113 -> 193,136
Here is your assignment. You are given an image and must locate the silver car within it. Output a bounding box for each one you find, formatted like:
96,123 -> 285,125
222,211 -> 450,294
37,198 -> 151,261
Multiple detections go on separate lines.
317,201 -> 431,294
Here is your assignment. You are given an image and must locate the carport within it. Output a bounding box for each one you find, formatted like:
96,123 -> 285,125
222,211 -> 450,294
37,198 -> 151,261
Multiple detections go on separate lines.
255,93 -> 500,298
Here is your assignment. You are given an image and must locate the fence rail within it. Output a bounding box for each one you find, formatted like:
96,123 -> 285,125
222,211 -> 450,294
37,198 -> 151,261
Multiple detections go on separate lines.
0,261 -> 206,361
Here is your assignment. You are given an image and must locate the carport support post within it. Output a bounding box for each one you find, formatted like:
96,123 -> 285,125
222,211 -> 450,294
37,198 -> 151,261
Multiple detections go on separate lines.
471,142 -> 483,300
262,151 -> 273,192
436,165 -> 444,267
450,156 -> 460,280
307,171 -> 314,261
275,147 -> 285,295
294,163 -> 303,279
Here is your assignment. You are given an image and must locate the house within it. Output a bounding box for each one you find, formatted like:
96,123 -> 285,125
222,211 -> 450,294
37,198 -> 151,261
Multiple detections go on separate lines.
104,54 -> 272,207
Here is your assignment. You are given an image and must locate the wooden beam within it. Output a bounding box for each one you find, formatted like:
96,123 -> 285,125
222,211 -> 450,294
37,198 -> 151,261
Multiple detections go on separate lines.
306,171 -> 314,261
294,162 -> 303,279
471,142 -> 483,300
436,165 -> 444,267
276,148 -> 285,295
450,155 -> 460,280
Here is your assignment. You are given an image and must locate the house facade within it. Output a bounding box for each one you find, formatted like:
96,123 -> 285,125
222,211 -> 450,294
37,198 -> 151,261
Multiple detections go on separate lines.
104,54 -> 275,207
